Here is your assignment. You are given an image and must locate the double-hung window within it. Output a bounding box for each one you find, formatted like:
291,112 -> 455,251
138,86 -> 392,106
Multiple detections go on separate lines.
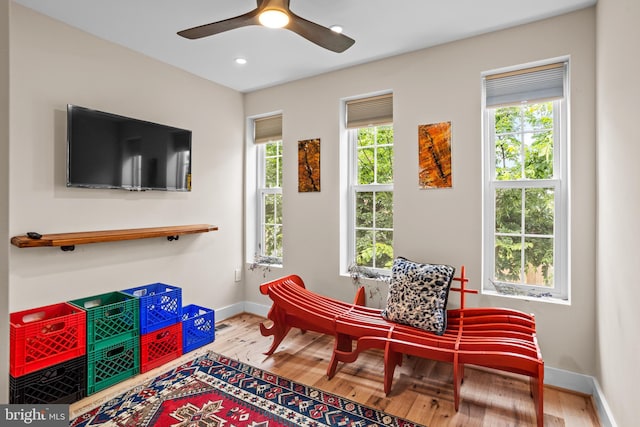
346,94 -> 394,274
482,61 -> 569,301
255,115 -> 283,264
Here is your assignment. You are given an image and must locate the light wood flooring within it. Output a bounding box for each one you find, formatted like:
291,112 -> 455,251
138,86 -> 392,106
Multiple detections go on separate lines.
70,313 -> 601,426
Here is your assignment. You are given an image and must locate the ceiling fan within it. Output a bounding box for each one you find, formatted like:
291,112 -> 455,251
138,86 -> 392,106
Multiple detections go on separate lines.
177,0 -> 355,53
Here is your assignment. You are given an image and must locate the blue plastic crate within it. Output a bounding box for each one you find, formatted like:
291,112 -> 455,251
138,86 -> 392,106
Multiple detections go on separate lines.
181,304 -> 215,353
121,283 -> 182,334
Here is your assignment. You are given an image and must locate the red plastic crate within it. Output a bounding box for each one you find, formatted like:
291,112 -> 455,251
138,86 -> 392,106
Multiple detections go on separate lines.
10,302 -> 86,377
140,323 -> 182,373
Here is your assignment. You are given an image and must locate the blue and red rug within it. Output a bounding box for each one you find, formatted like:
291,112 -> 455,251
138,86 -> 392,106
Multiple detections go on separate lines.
71,351 -> 424,427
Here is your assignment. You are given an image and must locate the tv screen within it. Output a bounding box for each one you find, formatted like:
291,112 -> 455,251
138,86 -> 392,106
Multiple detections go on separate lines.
67,105 -> 192,191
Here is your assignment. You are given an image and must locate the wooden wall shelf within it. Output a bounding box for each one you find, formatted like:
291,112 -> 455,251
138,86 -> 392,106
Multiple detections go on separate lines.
10,224 -> 218,251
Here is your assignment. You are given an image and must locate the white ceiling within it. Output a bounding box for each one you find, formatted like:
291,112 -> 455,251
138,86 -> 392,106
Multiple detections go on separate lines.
13,0 -> 596,93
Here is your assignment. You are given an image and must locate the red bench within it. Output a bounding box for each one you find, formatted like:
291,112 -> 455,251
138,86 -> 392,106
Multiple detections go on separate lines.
259,268 -> 544,427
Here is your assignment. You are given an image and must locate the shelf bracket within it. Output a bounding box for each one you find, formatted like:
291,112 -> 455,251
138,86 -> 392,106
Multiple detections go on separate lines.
61,245 -> 75,252
167,235 -> 180,242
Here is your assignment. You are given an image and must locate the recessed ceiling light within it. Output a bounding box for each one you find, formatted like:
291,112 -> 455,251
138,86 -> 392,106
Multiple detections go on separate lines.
235,57 -> 247,65
330,25 -> 343,34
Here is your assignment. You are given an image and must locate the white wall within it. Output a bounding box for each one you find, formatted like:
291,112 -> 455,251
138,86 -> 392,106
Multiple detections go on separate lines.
596,0 -> 640,425
244,8 -> 597,375
0,0 -> 9,404
7,4 -> 244,338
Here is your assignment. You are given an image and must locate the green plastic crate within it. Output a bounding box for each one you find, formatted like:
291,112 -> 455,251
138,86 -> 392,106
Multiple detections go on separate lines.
70,292 -> 139,351
87,337 -> 139,395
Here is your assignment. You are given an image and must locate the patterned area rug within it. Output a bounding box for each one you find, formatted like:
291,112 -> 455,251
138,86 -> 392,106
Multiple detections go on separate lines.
71,351 -> 424,427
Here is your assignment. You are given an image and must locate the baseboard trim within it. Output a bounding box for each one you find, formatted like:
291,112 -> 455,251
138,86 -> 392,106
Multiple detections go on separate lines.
545,365 -> 594,394
591,377 -> 617,427
214,302 -> 246,322
214,301 -> 270,323
545,366 -> 617,427
226,302 -> 617,426
242,301 -> 270,318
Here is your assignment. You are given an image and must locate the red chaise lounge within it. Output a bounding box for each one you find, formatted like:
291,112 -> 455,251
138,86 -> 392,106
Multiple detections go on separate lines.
259,267 -> 544,427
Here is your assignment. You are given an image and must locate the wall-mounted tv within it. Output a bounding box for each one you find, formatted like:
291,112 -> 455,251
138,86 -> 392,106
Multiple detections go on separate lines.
67,105 -> 192,191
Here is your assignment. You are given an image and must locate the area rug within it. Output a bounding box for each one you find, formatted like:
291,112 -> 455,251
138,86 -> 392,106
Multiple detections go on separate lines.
70,351 -> 424,427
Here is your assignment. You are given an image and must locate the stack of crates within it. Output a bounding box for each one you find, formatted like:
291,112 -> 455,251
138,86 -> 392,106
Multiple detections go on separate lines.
9,302 -> 87,404
181,304 -> 215,354
122,283 -> 183,373
9,284 -> 217,403
69,292 -> 140,395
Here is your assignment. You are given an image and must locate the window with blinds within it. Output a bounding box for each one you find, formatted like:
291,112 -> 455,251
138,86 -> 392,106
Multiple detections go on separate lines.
484,62 -> 566,107
482,60 -> 569,301
346,93 -> 393,129
254,114 -> 282,143
254,114 -> 283,264
345,93 -> 394,273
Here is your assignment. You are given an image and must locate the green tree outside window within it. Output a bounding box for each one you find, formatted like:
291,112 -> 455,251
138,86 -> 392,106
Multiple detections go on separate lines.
354,126 -> 393,270
494,103 -> 555,287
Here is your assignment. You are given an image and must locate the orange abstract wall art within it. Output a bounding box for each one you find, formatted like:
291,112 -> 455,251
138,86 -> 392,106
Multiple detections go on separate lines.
298,138 -> 321,192
418,121 -> 452,189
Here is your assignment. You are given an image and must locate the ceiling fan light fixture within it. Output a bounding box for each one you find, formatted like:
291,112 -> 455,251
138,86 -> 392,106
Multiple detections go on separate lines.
259,9 -> 290,28
178,0 -> 355,53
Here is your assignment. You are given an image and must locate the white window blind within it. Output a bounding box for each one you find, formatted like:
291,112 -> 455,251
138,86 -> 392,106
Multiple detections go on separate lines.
346,94 -> 393,128
485,62 -> 566,107
254,115 -> 282,143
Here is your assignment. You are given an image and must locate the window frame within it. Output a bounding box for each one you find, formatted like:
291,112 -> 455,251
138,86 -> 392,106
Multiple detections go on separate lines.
347,125 -> 394,276
256,139 -> 283,264
482,63 -> 569,302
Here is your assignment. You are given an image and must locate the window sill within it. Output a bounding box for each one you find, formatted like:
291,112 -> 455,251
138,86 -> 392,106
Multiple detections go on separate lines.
482,289 -> 570,306
247,261 -> 282,269
341,272 -> 390,284
254,263 -> 282,269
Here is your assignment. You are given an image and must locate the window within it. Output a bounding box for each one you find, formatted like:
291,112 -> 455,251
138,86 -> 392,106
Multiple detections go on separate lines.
482,61 -> 568,300
255,115 -> 283,263
346,94 -> 394,274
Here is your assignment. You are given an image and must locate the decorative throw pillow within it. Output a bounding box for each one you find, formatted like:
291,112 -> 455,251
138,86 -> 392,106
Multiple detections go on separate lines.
381,257 -> 455,335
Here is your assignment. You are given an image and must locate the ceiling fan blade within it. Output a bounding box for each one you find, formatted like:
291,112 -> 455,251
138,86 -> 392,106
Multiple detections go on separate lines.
286,12 -> 355,53
178,9 -> 261,40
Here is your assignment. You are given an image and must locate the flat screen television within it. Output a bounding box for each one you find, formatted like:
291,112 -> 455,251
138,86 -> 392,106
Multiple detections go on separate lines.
67,105 -> 192,191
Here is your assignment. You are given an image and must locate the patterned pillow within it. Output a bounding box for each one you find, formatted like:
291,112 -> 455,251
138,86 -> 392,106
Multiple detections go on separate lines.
381,257 -> 455,335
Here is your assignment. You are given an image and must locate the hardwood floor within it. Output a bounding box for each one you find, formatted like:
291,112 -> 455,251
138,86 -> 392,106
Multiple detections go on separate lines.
70,313 -> 601,426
